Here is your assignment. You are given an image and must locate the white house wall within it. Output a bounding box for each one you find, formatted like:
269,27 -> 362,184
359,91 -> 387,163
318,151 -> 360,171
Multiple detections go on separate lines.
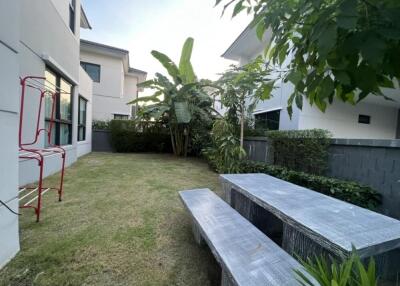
0,0 -> 20,269
18,0 -> 84,184
80,51 -> 140,120
299,100 -> 399,139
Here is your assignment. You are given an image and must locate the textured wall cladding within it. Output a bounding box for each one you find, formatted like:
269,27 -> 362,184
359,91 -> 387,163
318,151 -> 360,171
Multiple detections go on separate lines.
244,138 -> 400,219
327,144 -> 400,219
243,137 -> 274,164
92,130 -> 113,152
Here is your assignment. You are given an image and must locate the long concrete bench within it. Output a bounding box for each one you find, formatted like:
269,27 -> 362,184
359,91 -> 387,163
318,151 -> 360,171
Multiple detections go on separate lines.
179,188 -> 315,286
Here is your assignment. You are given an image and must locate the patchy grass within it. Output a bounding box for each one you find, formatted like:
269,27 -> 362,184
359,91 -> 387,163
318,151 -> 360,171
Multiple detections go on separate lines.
0,153 -> 222,286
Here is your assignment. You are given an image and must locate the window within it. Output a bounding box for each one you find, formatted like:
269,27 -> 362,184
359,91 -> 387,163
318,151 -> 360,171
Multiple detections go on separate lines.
358,114 -> 371,124
114,114 -> 129,120
254,110 -> 280,130
80,62 -> 101,82
78,96 -> 87,141
69,0 -> 76,33
45,69 -> 73,146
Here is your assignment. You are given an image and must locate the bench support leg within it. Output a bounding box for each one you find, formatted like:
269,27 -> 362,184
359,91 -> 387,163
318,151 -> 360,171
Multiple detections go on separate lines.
221,270 -> 234,286
221,181 -> 232,204
192,222 -> 205,246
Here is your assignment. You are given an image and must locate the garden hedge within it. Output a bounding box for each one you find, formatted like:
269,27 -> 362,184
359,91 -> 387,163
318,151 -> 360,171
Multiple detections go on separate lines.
266,129 -> 331,175
110,120 -> 172,153
238,160 -> 381,210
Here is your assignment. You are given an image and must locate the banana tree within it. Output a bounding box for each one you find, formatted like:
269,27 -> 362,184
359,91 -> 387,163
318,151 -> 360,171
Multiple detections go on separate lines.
128,37 -> 218,156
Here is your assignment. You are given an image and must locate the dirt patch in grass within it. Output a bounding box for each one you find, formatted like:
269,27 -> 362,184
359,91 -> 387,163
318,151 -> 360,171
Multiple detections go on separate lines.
0,153 -> 222,286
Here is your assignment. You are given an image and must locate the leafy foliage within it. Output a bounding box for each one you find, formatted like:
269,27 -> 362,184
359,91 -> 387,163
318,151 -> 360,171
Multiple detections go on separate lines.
239,160 -> 381,209
109,120 -> 172,153
217,0 -> 400,115
203,119 -> 246,173
267,129 -> 332,175
216,57 -> 273,146
128,37 -> 217,156
295,250 -> 378,286
92,120 -> 111,130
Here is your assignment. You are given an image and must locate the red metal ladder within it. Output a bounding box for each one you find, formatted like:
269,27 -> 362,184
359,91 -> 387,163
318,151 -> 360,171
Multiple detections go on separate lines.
18,76 -> 68,222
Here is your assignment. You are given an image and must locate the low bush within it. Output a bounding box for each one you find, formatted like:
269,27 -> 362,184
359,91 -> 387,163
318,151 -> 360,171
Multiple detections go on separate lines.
266,129 -> 332,175
239,160 -> 381,210
92,120 -> 111,130
110,120 -> 172,153
203,119 -> 246,173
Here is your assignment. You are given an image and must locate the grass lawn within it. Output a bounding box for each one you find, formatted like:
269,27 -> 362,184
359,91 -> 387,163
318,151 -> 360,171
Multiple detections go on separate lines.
0,153 -> 222,286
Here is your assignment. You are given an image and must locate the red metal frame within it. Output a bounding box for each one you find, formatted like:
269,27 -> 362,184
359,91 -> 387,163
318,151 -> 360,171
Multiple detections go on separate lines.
18,76 -> 68,222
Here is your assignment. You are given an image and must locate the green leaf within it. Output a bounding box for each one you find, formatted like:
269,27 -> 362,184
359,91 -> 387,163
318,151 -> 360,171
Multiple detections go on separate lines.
256,21 -> 266,41
361,35 -> 386,66
174,101 -> 191,123
337,0 -> 358,30
295,93 -> 303,110
334,71 -> 351,86
179,37 -> 196,84
317,23 -> 337,57
286,70 -> 303,86
127,93 -> 161,105
151,50 -> 181,84
232,1 -> 245,17
320,76 -> 334,99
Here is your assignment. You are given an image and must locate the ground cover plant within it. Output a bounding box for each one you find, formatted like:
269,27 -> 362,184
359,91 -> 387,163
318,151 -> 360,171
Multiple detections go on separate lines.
0,153 -> 222,286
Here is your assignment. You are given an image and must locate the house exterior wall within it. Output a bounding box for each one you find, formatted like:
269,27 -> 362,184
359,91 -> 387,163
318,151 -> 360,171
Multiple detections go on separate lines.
299,101 -> 399,139
224,28 -> 400,139
0,0 -> 20,269
18,0 -> 84,186
79,51 -> 140,121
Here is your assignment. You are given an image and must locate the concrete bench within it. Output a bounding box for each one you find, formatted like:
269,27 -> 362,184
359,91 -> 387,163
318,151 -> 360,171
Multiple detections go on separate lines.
220,173 -> 400,281
179,188 -> 314,286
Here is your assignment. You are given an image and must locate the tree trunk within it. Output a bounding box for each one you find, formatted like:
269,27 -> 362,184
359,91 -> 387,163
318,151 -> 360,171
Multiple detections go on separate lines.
184,126 -> 190,157
169,125 -> 177,155
240,98 -> 245,148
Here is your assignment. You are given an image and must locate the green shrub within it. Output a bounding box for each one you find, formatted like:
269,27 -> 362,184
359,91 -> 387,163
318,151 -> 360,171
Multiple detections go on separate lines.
266,129 -> 331,175
110,120 -> 172,153
239,161 -> 381,210
92,120 -> 111,130
203,119 -> 246,173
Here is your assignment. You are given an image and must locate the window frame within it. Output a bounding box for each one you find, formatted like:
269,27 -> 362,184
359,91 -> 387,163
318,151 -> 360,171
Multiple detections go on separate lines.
80,61 -> 101,83
45,68 -> 73,146
358,114 -> 371,124
69,0 -> 76,33
113,114 -> 130,120
78,96 -> 88,142
254,109 -> 281,131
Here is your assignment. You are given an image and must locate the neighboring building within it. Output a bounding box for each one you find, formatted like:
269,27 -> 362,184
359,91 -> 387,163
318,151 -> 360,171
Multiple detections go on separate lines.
0,0 -> 93,268
80,40 -> 147,121
222,25 -> 400,139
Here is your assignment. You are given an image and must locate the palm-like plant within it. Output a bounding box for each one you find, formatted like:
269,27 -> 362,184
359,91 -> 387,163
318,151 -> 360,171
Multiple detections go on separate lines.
128,38 -> 218,156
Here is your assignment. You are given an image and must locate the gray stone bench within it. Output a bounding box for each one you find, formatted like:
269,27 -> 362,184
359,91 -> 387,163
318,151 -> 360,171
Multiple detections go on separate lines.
179,188 -> 315,286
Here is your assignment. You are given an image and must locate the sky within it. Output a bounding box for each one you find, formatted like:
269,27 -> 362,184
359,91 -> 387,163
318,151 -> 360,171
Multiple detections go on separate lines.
80,0 -> 251,86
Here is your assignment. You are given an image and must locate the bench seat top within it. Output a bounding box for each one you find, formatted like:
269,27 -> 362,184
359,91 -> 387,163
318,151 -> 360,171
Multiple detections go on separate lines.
180,188 -> 313,286
220,173 -> 400,258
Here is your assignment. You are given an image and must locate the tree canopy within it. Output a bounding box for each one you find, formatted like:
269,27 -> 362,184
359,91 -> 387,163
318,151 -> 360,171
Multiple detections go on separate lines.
217,0 -> 400,114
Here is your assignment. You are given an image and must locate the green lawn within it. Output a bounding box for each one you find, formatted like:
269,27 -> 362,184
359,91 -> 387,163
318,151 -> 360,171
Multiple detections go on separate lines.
0,153 -> 222,286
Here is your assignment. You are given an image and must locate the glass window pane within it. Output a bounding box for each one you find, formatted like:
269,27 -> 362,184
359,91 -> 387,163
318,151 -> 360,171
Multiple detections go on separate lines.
45,71 -> 56,118
79,97 -> 87,125
78,126 -> 85,141
60,79 -> 72,121
81,62 -> 100,82
60,124 -> 71,145
45,121 -> 56,147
